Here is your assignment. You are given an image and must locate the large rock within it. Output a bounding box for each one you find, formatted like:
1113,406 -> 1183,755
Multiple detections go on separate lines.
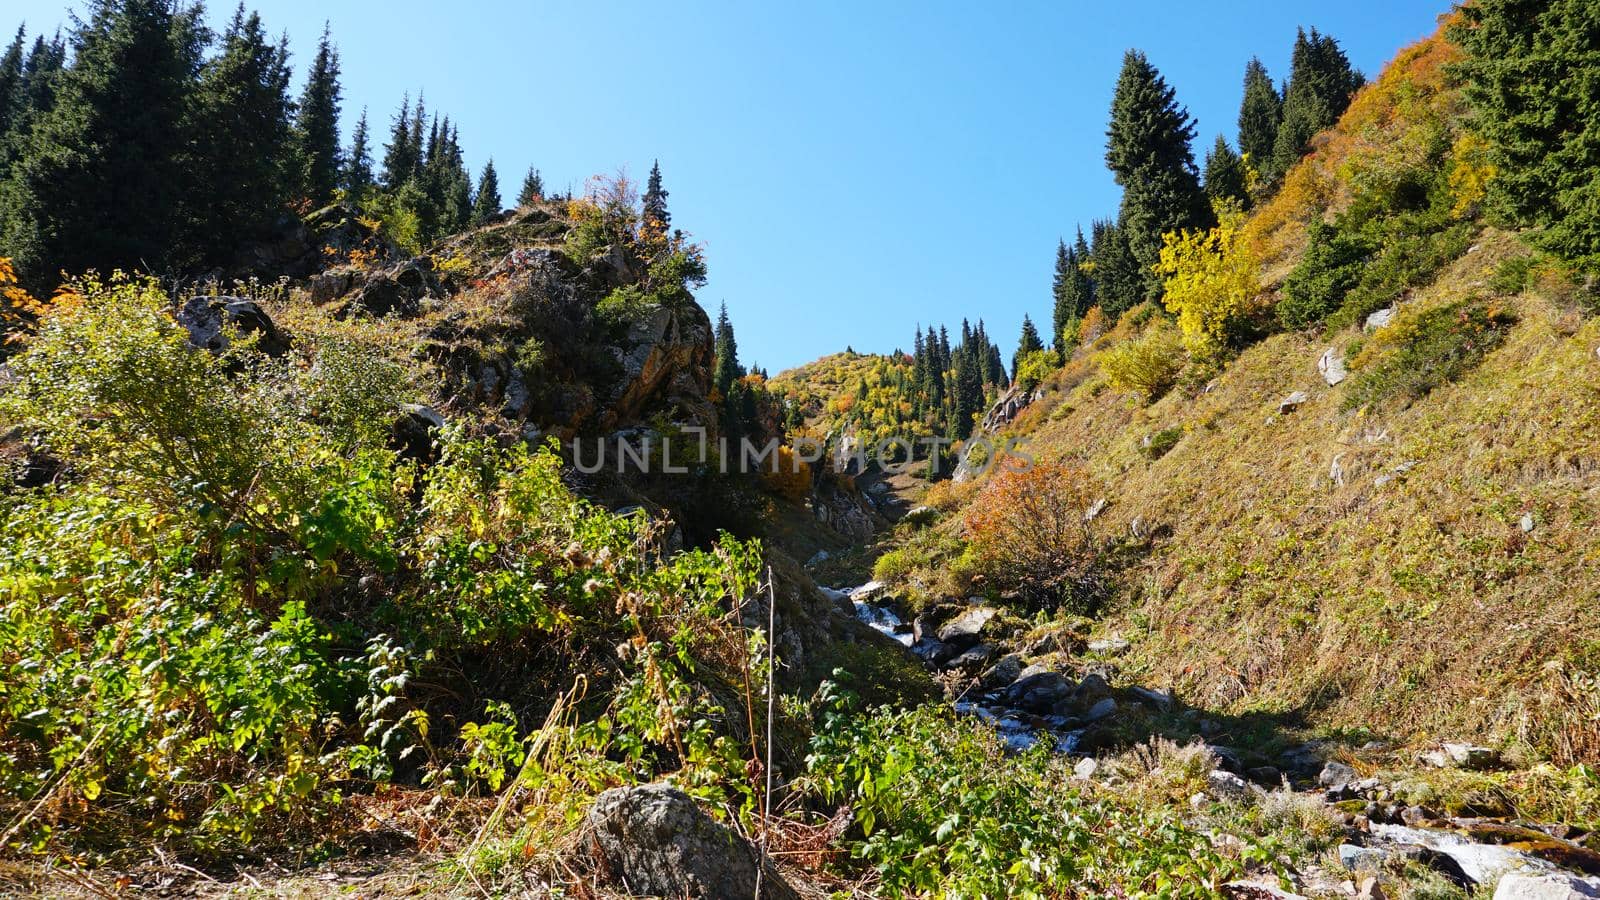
390,404 -> 445,464
605,302 -> 716,432
586,784 -> 799,899
349,256 -> 440,318
1319,347 -> 1348,386
1494,872 -> 1600,900
937,606 -> 999,649
178,296 -> 291,357
1004,671 -> 1074,713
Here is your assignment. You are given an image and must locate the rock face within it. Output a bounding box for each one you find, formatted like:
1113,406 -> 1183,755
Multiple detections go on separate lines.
348,256 -> 442,318
178,296 -> 291,357
980,383 -> 1038,433
605,302 -> 715,431
587,784 -> 799,900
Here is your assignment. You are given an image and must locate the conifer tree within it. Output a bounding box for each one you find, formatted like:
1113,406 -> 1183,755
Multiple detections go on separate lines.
641,159 -> 670,242
1,0 -> 203,285
1090,218 -> 1143,316
713,302 -> 741,396
291,24 -> 341,207
1013,314 -> 1043,379
1105,50 -> 1209,296
1269,28 -> 1362,180
187,5 -> 292,266
471,158 -> 500,224
1051,238 -> 1073,351
342,106 -> 373,197
1203,135 -> 1249,208
1236,57 -> 1281,171
380,92 -> 414,188
1452,0 -> 1600,269
517,166 -> 543,205
0,26 -> 24,140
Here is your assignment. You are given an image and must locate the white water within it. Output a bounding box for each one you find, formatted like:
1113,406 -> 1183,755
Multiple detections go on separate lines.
836,583 -> 915,647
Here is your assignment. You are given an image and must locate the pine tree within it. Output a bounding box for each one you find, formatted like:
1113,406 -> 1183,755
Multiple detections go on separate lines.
1051,238 -> 1073,351
1236,57 -> 1281,172
1203,135 -> 1249,208
291,24 -> 341,208
471,158 -> 500,224
1105,50 -> 1210,296
342,106 -> 373,197
1269,28 -> 1363,180
1,0 -> 203,285
1091,217 -> 1143,316
1052,229 -> 1093,351
0,26 -> 24,140
379,92 -> 414,188
713,302 -> 740,397
641,159 -> 670,242
1013,315 -> 1043,379
1452,0 -> 1600,269
186,5 -> 293,267
517,166 -> 543,205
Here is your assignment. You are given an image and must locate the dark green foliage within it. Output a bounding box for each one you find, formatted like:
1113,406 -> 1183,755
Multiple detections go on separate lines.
518,166 -> 543,205
0,0 -> 204,286
1012,314 -> 1043,379
1105,50 -> 1210,295
471,158 -> 500,225
1142,425 -> 1183,460
1237,57 -> 1281,170
1268,28 -> 1364,181
714,301 -> 741,397
1277,220 -> 1373,329
1489,255 -> 1537,296
1203,135 -> 1249,208
1451,0 -> 1600,271
641,159 -> 670,241
1052,229 -> 1093,353
290,25 -> 341,207
380,92 -> 416,188
342,106 -> 373,197
1344,298 -> 1515,409
1091,218 -> 1144,316
186,6 -> 292,267
0,26 -> 23,139
1330,217 -> 1474,329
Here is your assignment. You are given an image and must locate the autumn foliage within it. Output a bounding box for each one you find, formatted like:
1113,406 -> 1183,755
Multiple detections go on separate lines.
962,461 -> 1104,612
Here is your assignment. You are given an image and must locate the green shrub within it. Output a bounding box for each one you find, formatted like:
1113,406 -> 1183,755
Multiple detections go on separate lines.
1490,255 -> 1537,296
1328,217 -> 1475,329
1102,324 -> 1185,402
1277,220 -> 1373,329
871,548 -> 916,584
1143,426 -> 1184,460
1344,298 -> 1516,409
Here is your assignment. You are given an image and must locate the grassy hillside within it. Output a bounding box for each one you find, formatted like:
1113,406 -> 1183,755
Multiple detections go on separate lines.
873,25 -> 1600,763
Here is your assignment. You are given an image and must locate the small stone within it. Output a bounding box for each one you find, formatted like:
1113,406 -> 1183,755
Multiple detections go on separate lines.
1365,307 -> 1396,332
1520,512 -> 1535,533
1319,347 -> 1348,386
1084,498 -> 1109,521
1083,697 -> 1118,723
1074,757 -> 1100,779
1279,391 -> 1310,414
1087,636 -> 1130,655
1339,844 -> 1387,873
1442,742 -> 1500,770
1357,875 -> 1386,900
1207,769 -> 1252,800
1129,686 -> 1174,710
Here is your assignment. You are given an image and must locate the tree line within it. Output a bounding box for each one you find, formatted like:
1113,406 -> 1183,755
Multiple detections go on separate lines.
0,0 -> 550,291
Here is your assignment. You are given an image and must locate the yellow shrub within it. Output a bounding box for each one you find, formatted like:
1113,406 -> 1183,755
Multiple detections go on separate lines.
1447,131 -> 1497,218
1156,203 -> 1260,364
1101,323 -> 1184,402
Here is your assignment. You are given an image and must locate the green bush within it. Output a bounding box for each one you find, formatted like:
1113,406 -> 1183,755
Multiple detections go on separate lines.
1013,348 -> 1062,391
1343,298 -> 1516,409
1143,426 -> 1184,460
1277,220 -> 1373,329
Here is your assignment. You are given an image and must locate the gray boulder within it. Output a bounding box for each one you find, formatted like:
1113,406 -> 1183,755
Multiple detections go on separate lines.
937,606 -> 999,648
1278,391 -> 1310,414
980,654 -> 1025,690
1365,307 -> 1397,331
1318,761 -> 1358,789
1319,347 -> 1348,386
587,783 -> 799,899
1004,671 -> 1075,712
1494,872 -> 1600,900
178,296 -> 291,357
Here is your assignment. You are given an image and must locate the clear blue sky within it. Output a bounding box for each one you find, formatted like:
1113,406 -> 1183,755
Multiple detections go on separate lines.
10,1 -> 1450,372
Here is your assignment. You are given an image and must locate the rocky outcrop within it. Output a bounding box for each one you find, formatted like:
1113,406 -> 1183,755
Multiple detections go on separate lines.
178,296 -> 291,357
586,784 -> 799,899
980,383 -> 1038,433
604,302 -> 716,431
345,256 -> 442,318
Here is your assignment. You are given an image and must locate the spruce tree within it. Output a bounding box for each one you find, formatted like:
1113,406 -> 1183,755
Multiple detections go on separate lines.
1236,57 -> 1281,172
1013,315 -> 1043,379
1203,135 -> 1249,208
1452,0 -> 1600,269
471,158 -> 500,224
641,159 -> 669,241
0,26 -> 24,141
1091,218 -> 1143,316
380,92 -> 414,188
713,302 -> 740,397
1051,238 -> 1073,352
291,24 -> 341,208
1105,50 -> 1209,296
517,166 -> 543,205
1,0 -> 203,285
342,106 -> 373,197
185,6 -> 292,267
1269,28 -> 1363,180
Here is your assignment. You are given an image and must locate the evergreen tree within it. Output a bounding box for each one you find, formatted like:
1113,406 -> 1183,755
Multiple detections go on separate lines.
379,92 -> 414,188
1236,57 -> 1281,172
1203,135 -> 1249,208
641,159 -> 669,241
1091,218 -> 1143,316
186,5 -> 293,267
1013,314 -> 1043,380
0,26 -> 24,140
291,24 -> 341,207
1051,238 -> 1073,351
342,106 -> 373,196
1105,50 -> 1210,296
517,166 -> 543,205
471,158 -> 500,224
1,0 -> 204,285
713,302 -> 740,397
1269,28 -> 1363,180
1052,228 -> 1093,351
1452,0 -> 1600,269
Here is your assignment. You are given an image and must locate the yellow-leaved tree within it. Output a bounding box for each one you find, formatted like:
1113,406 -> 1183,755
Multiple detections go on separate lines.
1155,202 -> 1260,364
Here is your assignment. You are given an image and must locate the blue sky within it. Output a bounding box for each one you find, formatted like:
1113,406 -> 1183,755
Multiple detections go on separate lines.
10,1 -> 1450,372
